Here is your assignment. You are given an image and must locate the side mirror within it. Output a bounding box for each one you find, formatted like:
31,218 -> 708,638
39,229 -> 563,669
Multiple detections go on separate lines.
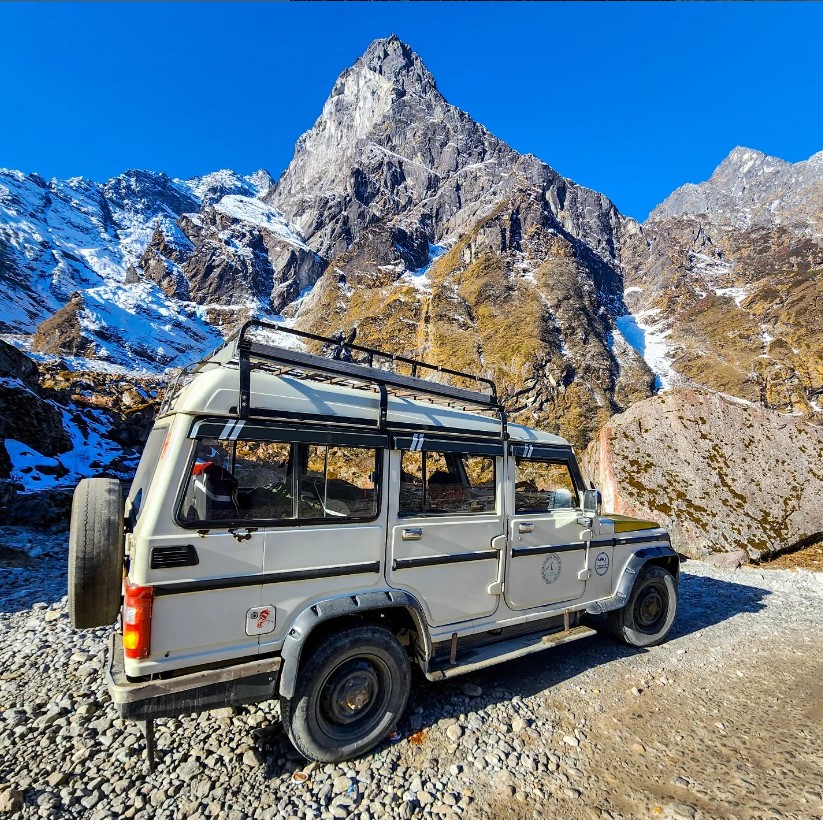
582,488 -> 602,516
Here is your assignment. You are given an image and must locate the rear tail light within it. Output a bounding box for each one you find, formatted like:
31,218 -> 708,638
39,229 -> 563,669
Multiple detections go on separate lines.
123,580 -> 154,659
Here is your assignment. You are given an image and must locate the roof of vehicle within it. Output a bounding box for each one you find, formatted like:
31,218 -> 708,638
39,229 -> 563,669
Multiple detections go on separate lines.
166,365 -> 570,447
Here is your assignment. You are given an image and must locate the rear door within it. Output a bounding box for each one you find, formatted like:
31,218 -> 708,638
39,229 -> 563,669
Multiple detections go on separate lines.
386,438 -> 504,626
148,428 -> 264,668
504,447 -> 591,611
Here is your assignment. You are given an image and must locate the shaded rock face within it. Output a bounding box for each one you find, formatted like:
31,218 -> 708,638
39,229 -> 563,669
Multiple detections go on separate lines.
621,147 -> 823,422
0,338 -> 39,387
142,201 -> 327,321
0,343 -> 72,480
584,389 -> 823,560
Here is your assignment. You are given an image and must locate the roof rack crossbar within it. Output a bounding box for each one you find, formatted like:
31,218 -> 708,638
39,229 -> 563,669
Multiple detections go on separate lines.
163,320 -> 506,437
235,320 -> 498,401
243,337 -> 496,409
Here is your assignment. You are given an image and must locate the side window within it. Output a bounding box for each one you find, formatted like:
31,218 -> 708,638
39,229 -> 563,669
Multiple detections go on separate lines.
298,444 -> 378,520
514,458 -> 578,513
399,450 -> 496,516
235,441 -> 294,520
126,425 -> 169,524
178,438 -> 378,524
179,439 -> 239,523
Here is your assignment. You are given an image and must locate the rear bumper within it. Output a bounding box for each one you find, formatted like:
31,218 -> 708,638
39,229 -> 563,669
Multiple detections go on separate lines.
105,634 -> 281,721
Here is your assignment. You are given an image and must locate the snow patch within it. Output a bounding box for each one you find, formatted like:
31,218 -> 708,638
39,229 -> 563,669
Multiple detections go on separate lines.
399,244 -> 447,293
714,287 -> 750,308
615,311 -> 676,391
213,196 -> 310,251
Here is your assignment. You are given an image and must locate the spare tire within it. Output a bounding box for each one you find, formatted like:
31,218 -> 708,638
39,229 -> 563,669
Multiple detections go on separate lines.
68,478 -> 124,629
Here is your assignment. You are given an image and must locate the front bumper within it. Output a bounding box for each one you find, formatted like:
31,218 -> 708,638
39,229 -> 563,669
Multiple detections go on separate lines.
105,634 -> 281,721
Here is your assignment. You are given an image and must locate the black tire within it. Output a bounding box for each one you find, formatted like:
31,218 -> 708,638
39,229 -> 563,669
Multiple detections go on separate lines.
281,624 -> 411,763
68,478 -> 124,629
608,565 -> 677,648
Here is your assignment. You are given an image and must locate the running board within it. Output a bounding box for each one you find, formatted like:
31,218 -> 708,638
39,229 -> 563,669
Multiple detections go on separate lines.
424,624 -> 597,681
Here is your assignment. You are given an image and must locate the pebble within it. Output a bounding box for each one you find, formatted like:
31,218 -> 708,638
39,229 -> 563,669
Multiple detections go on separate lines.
462,683 -> 483,698
446,724 -> 463,742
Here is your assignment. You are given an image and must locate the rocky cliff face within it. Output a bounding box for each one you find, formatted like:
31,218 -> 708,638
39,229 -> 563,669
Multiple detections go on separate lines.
268,36 -> 624,269
584,389 -> 823,560
620,148 -> 823,419
266,36 -> 649,446
652,146 -> 823,234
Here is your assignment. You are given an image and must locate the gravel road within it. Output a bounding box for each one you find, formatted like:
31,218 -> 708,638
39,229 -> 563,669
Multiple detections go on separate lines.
1,526 -> 821,820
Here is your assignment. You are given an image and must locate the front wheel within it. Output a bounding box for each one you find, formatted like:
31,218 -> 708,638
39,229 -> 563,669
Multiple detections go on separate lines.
280,624 -> 411,763
608,565 -> 677,647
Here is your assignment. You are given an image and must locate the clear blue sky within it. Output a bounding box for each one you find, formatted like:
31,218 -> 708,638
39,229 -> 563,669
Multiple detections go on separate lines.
1,2 -> 821,219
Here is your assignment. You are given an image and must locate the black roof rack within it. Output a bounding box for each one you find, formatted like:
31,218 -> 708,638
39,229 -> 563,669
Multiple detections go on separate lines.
160,320 -> 506,436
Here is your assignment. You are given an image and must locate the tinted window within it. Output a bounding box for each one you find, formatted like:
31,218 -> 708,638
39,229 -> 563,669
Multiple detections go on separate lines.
514,459 -> 578,513
178,438 -> 378,524
399,450 -> 496,516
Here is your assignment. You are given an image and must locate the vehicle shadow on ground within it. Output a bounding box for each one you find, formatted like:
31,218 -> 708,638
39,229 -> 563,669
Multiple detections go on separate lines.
255,571 -> 770,778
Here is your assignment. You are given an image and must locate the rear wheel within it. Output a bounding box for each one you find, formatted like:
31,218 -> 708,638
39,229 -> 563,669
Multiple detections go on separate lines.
68,478 -> 124,629
280,624 -> 411,762
608,565 -> 677,647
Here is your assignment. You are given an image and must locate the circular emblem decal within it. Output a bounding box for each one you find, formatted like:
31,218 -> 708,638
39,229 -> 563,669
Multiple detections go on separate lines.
541,554 -> 562,584
595,552 -> 610,576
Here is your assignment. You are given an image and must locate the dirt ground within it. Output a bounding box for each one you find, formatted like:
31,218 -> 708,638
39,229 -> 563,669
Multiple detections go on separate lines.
396,562 -> 823,820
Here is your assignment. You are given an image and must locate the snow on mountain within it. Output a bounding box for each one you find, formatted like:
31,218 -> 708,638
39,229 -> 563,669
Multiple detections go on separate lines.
0,167 -> 285,372
183,169 -> 273,207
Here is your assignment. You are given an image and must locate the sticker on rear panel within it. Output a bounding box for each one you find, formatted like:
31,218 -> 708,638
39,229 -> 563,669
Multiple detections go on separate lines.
541,554 -> 562,584
246,606 -> 276,636
595,552 -> 610,576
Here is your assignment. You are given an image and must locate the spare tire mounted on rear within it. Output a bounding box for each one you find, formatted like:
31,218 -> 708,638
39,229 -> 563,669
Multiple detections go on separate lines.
68,477 -> 125,629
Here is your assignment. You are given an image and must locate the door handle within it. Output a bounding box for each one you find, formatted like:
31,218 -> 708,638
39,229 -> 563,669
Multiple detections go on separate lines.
402,528 -> 423,541
517,522 -> 535,534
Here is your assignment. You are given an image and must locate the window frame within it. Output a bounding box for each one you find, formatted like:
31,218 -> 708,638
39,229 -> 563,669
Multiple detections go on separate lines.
512,456 -> 582,515
398,448 -> 498,518
174,436 -> 383,530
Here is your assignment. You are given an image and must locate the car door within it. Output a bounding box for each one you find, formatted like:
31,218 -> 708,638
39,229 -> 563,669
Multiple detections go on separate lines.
504,446 -> 591,611
386,437 -> 504,627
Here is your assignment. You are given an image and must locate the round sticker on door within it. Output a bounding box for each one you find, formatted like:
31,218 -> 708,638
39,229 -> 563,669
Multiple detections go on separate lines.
541,554 -> 562,584
595,552 -> 610,576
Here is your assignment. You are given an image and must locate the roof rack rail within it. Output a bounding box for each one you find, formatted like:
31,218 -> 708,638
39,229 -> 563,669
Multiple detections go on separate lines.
161,320 -> 506,435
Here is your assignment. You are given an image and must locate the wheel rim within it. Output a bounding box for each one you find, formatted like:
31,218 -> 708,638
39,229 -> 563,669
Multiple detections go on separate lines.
633,582 -> 668,633
315,655 -> 392,742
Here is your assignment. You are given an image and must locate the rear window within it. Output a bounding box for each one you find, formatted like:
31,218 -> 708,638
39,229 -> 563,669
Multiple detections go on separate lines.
127,425 -> 169,524
177,438 -> 379,525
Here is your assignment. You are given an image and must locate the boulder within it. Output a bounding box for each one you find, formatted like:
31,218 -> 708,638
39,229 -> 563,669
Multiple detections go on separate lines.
584,388 -> 823,560
0,380 -> 72,461
0,339 -> 39,387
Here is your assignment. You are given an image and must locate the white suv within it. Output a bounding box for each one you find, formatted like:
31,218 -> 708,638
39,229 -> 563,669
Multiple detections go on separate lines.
68,321 -> 679,765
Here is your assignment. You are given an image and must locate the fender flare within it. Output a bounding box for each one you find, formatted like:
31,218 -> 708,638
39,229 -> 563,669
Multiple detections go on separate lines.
277,589 -> 431,699
586,541 -> 679,615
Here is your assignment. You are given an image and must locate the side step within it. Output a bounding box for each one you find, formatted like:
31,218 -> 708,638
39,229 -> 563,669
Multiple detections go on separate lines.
424,624 -> 597,681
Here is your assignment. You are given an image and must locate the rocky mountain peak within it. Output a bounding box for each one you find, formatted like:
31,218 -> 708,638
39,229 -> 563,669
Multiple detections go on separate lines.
351,34 -> 439,97
649,146 -> 823,235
